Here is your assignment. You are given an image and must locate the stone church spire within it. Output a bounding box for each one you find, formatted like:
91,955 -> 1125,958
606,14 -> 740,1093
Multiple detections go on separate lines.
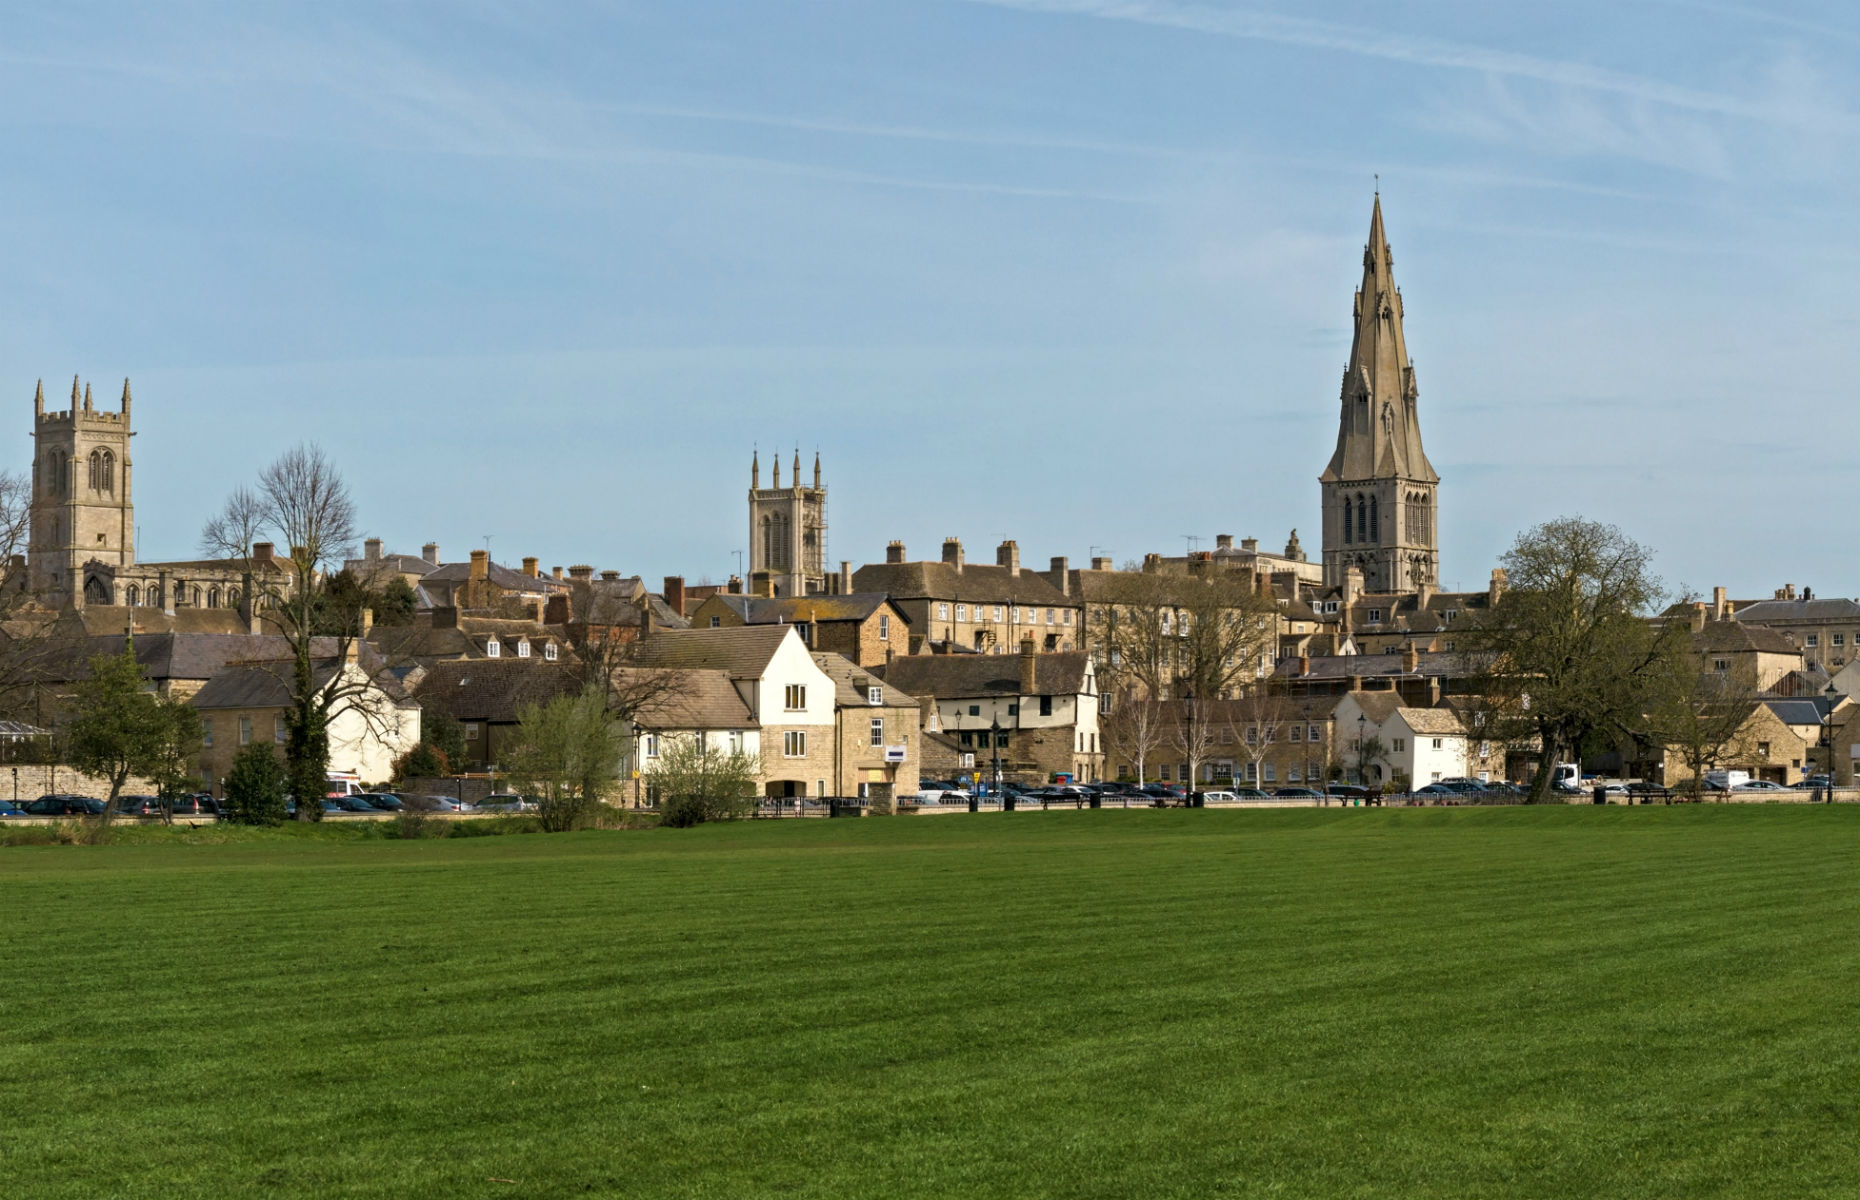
1322,195 -> 1436,488
1319,196 -> 1440,594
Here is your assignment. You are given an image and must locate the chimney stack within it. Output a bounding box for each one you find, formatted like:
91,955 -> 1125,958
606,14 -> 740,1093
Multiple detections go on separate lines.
941,538 -> 964,571
568,565 -> 594,582
468,549 -> 489,579
996,540 -> 1020,577
1488,568 -> 1507,606
522,556 -> 539,578
728,574 -> 743,595
600,570 -> 620,582
1091,557 -> 1113,571
1712,586 -> 1728,622
1049,556 -> 1069,595
1417,578 -> 1435,608
663,575 -> 686,615
1401,643 -> 1419,672
432,606 -> 459,629
253,542 -> 275,566
552,566 -> 564,580
1297,654 -> 1310,676
1019,637 -> 1038,693
544,594 -> 569,625
751,570 -> 774,598
159,570 -> 174,616
1691,602 -> 1708,632
1344,565 -> 1365,609
422,542 -> 439,566
364,538 -> 382,562
838,561 -> 852,595
360,607 -> 374,637
1216,534 -> 1234,551
886,540 -> 905,565
1241,537 -> 1258,553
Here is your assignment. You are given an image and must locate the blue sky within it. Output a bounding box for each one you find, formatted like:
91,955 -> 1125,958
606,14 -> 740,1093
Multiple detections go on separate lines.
3,1 -> 1854,600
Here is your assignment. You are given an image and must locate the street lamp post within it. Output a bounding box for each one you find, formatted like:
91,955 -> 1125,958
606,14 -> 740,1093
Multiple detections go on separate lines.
1821,683 -> 1840,802
991,716 -> 1005,810
630,722 -> 645,809
1181,685 -> 1196,805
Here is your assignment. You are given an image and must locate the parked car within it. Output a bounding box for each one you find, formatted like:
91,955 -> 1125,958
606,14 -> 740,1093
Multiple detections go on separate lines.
1791,775 -> 1832,790
166,794 -> 223,816
327,795 -> 380,814
1733,780 -> 1786,791
1198,790 -> 1240,803
477,793 -> 539,812
1415,783 -> 1460,797
23,794 -> 105,816
404,793 -> 470,812
0,801 -> 28,818
1323,785 -> 1373,799
1272,787 -> 1324,799
355,793 -> 404,811
113,794 -> 163,816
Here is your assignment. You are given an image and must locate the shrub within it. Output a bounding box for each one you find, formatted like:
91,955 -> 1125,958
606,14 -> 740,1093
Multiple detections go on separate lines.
224,742 -> 288,825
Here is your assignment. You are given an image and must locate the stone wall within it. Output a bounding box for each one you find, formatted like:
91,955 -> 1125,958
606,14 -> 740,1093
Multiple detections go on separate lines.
6,763 -> 159,803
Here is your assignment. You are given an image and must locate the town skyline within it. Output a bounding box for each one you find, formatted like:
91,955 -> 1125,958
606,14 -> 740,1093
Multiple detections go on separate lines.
4,2 -> 1855,598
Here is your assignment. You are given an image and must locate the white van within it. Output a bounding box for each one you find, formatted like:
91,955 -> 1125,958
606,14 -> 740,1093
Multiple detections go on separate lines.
1704,769 -> 1750,791
1549,763 -> 1582,791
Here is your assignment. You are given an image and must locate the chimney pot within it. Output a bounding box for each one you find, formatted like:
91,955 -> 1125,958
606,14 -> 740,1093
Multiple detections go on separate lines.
1091,556 -> 1113,571
886,540 -> 905,565
941,538 -> 964,571
1215,534 -> 1234,551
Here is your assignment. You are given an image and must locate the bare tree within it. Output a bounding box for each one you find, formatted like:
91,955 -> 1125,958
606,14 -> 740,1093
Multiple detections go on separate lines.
1101,690 -> 1168,784
1647,658 -> 1762,799
205,444 -> 386,820
1226,690 -> 1290,790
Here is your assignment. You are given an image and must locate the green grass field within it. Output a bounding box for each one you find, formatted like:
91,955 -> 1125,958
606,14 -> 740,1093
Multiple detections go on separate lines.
2,806 -> 1853,1198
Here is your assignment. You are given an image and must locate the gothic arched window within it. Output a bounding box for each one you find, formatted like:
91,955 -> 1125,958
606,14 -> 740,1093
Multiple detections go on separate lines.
126,584 -> 140,606
99,449 -> 115,495
1355,496 -> 1366,543
1342,496 -> 1353,545
88,451 -> 102,493
1369,496 -> 1379,542
207,587 -> 220,609
192,586 -> 203,606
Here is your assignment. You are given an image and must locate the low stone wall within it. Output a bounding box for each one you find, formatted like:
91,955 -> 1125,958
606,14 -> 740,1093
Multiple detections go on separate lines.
4,764 -> 158,804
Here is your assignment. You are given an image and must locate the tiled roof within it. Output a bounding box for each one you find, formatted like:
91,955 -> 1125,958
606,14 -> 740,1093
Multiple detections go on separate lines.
1275,650 -> 1464,680
630,625 -> 796,680
852,561 -> 1072,607
1692,620 -> 1799,655
74,606 -> 273,637
1396,706 -> 1464,735
423,560 -> 556,594
879,651 -> 1090,699
623,669 -> 756,730
413,659 -> 582,723
1762,697 -> 1837,727
810,652 -> 918,708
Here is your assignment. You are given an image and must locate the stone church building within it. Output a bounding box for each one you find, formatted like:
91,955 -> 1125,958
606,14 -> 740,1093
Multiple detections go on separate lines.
27,377 -> 283,613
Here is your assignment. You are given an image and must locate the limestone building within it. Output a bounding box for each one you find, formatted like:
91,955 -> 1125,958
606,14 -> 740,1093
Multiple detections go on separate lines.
1320,198 -> 1440,594
748,450 -> 828,597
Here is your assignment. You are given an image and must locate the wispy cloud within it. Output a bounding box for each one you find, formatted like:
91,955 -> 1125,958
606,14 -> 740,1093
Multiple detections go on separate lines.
958,0 -> 1857,128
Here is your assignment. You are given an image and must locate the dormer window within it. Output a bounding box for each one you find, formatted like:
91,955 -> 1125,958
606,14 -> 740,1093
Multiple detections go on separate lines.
517,640 -> 531,658
543,642 -> 558,661
867,686 -> 883,706
486,639 -> 501,657
1367,608 -> 1383,624
1444,609 -> 1458,621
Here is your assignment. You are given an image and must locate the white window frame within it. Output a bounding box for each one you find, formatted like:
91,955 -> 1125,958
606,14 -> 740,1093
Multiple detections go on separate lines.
486,639 -> 501,657
517,640 -> 531,658
543,642 -> 558,661
784,730 -> 807,758
956,604 -> 967,621
869,717 -> 884,746
878,614 -> 889,640
867,686 -> 883,705
784,684 -> 806,711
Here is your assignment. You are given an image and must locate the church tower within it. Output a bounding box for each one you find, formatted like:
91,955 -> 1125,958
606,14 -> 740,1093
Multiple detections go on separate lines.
748,449 -> 827,596
28,377 -> 135,605
1320,198 -> 1439,593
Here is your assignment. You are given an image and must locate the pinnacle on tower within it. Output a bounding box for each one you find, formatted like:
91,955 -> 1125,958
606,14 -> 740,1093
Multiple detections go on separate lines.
813,451 -> 821,489
751,448 -> 760,489
83,382 -> 93,411
120,378 -> 131,411
792,449 -> 800,488
71,375 -> 81,407
772,455 -> 781,489
34,379 -> 44,416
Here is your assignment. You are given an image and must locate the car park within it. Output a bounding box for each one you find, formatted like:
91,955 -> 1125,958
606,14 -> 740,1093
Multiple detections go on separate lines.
0,801 -> 27,818
113,794 -> 163,816
355,793 -> 404,811
327,795 -> 380,814
167,794 -> 223,817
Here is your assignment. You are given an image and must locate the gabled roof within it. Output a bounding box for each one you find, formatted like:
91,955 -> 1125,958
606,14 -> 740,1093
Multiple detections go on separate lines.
621,668 -> 756,730
1692,620 -> 1800,656
810,652 -> 918,708
1342,692 -> 1403,724
1395,706 -> 1464,736
879,651 -> 1091,700
630,625 -> 796,680
422,560 -> 556,594
413,659 -> 582,724
1761,697 -> 1837,728
851,560 -> 1072,607
70,605 -> 273,637
47,632 -> 342,684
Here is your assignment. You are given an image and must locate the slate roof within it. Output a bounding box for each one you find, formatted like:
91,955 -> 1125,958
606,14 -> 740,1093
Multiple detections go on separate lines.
851,560 -> 1072,607
191,655 -> 413,710
1275,650 -> 1465,680
1762,697 -> 1838,728
810,652 -> 918,709
710,593 -> 895,624
1736,597 -> 1860,623
630,625 -> 796,680
1692,620 -> 1799,655
413,659 -> 582,723
345,552 -> 436,577
72,606 -> 273,637
622,668 -> 756,730
423,560 -> 556,594
1345,692 -> 1403,724
1395,706 -> 1465,736
44,633 -> 343,684
879,651 -> 1091,699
